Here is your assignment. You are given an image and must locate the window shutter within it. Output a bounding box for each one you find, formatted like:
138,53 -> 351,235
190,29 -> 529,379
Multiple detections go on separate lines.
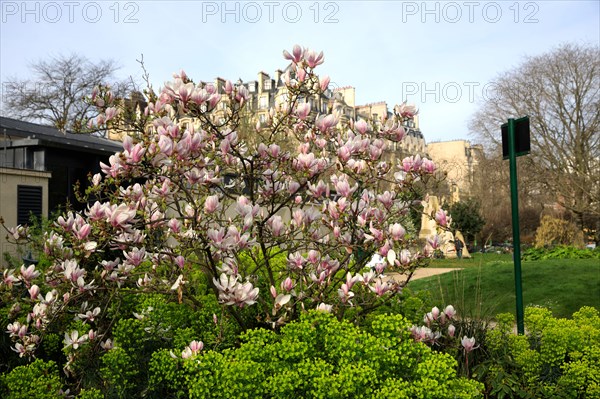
17,185 -> 43,225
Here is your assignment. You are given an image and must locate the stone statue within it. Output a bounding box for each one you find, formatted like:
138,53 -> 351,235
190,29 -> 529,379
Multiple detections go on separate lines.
418,195 -> 469,258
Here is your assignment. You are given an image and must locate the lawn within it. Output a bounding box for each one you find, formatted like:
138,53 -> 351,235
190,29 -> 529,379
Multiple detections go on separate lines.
407,255 -> 600,319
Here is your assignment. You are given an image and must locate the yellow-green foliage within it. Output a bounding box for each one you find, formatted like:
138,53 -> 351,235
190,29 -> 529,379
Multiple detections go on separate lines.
0,359 -> 63,399
482,306 -> 600,398
150,311 -> 483,398
535,215 -> 584,248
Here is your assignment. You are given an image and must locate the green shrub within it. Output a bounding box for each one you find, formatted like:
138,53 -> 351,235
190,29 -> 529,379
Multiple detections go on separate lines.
534,216 -> 583,248
522,245 -> 600,261
76,388 -> 103,399
475,306 -> 600,398
100,346 -> 139,398
150,311 -> 484,398
0,359 -> 63,399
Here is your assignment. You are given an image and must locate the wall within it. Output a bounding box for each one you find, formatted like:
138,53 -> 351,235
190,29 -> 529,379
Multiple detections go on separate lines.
0,167 -> 51,259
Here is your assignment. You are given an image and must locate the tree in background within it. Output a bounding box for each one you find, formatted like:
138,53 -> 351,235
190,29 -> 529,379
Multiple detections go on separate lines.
470,43 -> 600,239
469,154 -> 543,245
445,198 -> 485,245
1,54 -> 135,133
534,215 -> 584,248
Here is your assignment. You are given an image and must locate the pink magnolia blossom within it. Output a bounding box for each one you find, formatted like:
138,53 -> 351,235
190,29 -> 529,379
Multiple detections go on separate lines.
7,225 -> 29,240
288,252 -> 305,269
369,279 -> 391,296
3,269 -> 20,288
337,283 -> 354,303
295,102 -> 311,120
77,307 -> 101,322
444,305 -> 457,319
316,114 -> 338,132
100,339 -> 113,350
109,204 -> 137,229
435,209 -> 451,228
224,80 -> 233,95
427,234 -> 443,250
319,75 -> 330,91
268,215 -> 285,236
123,247 -> 146,267
461,336 -> 478,353
448,324 -> 456,337
274,293 -> 291,310
389,223 -> 406,240
394,102 -> 418,118
28,285 -> 40,300
296,67 -> 307,82
283,44 -> 304,64
64,330 -> 88,350
281,277 -> 294,292
421,158 -> 436,174
20,265 -> 40,282
182,340 -> 204,359
399,249 -> 412,265
236,85 -> 249,105
204,195 -> 220,213
2,45 -> 441,361
354,119 -> 369,135
304,50 -> 324,68
92,173 -> 102,186
377,191 -> 395,209
316,303 -> 333,313
104,107 -> 119,122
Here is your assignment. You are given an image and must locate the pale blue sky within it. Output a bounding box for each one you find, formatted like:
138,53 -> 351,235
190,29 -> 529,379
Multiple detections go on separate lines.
1,1 -> 598,142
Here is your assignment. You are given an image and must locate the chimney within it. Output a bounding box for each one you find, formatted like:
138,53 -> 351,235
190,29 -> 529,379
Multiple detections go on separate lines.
274,69 -> 283,86
257,71 -> 269,93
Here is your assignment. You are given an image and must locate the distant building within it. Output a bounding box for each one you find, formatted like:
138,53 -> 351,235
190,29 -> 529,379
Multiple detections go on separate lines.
109,64 -> 428,156
426,140 -> 483,202
108,68 -> 428,181
1,116 -> 121,256
355,101 -> 426,158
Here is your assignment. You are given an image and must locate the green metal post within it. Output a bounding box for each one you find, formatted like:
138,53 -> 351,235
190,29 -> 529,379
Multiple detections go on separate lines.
508,118 -> 525,335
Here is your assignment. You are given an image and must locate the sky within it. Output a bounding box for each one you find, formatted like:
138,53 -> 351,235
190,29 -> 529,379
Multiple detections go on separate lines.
1,0 -> 598,143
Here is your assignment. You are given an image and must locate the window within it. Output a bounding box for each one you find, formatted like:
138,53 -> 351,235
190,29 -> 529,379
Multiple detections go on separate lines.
33,150 -> 45,171
17,185 -> 43,225
259,96 -> 268,109
264,79 -> 272,90
248,83 -> 256,92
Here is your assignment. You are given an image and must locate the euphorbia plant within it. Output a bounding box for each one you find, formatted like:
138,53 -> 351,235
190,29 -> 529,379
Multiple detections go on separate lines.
1,45 -> 447,368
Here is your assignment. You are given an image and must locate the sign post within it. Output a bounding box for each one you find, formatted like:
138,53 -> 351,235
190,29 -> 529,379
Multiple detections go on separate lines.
501,116 -> 530,335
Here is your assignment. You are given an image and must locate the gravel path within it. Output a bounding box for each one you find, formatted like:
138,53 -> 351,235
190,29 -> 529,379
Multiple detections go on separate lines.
385,268 -> 463,283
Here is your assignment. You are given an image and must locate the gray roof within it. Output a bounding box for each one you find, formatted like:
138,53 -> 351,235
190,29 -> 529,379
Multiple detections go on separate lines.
0,116 -> 122,155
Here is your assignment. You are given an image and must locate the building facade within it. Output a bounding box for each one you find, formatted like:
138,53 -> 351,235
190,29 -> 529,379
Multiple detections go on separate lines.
1,116 -> 122,257
426,140 -> 483,203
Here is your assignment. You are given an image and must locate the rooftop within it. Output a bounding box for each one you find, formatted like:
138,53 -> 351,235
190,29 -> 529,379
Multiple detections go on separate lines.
0,116 -> 123,155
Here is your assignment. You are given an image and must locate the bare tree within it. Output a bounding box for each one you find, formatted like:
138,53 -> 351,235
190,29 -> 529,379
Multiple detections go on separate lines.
1,54 -> 135,133
470,43 -> 600,234
471,153 -> 544,245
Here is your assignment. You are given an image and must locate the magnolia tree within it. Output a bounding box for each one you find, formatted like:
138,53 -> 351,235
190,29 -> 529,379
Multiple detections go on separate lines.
1,46 -> 448,366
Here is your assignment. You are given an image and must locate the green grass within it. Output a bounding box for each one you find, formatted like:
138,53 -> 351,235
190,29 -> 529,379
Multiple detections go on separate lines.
429,252 -> 513,269
408,257 -> 600,319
